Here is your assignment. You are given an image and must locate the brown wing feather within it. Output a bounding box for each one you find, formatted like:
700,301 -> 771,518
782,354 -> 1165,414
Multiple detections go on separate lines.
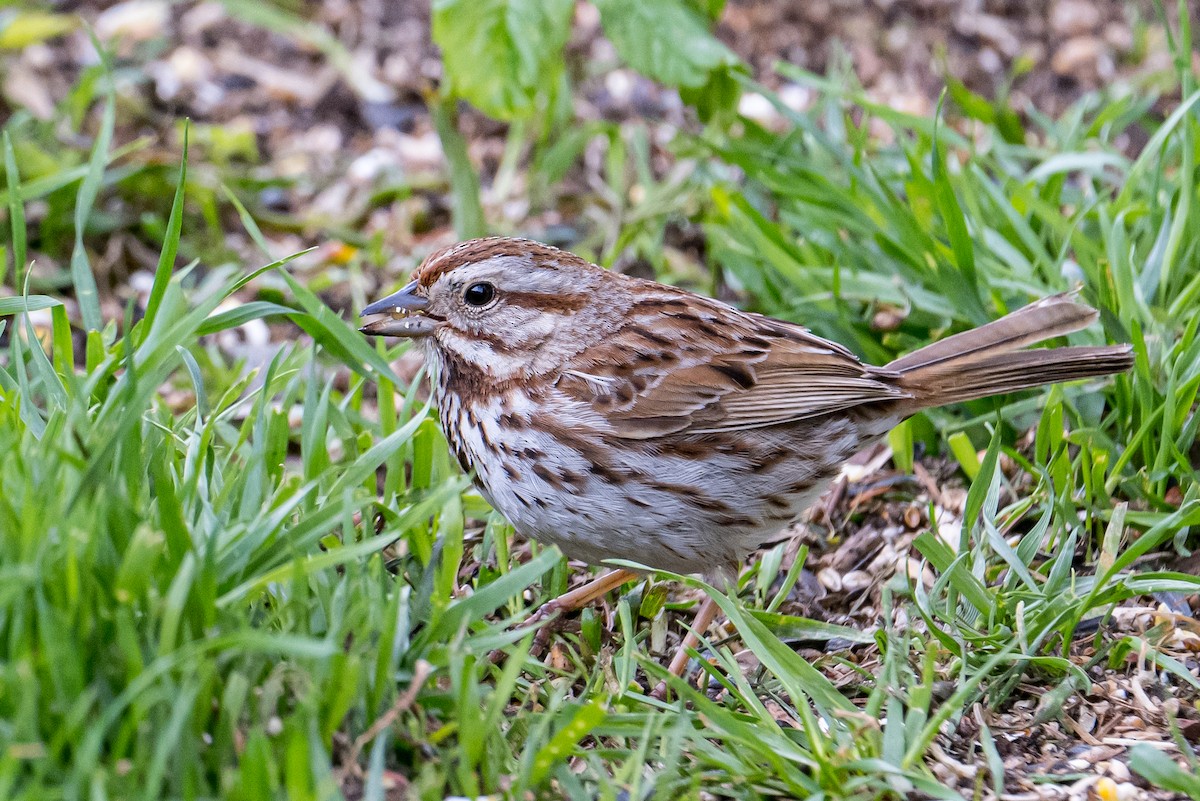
558,292 -> 910,440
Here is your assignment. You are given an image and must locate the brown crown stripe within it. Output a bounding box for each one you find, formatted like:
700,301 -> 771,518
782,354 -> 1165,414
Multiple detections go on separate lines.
415,237 -> 523,284
414,237 -> 597,286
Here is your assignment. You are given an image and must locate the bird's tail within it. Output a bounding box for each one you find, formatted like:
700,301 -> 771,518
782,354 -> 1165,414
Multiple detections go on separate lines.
884,293 -> 1133,411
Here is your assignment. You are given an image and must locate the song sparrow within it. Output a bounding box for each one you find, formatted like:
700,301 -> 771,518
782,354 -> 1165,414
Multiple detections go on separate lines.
360,236 -> 1131,681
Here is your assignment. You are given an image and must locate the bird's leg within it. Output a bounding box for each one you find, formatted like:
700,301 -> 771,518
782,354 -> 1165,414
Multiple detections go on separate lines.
488,568 -> 638,665
651,594 -> 721,700
521,568 -> 638,655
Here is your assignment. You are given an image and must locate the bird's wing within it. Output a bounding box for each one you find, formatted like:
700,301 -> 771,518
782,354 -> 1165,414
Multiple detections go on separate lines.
559,297 -> 909,440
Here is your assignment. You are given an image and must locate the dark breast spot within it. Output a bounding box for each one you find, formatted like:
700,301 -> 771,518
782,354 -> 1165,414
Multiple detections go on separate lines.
531,462 -> 582,492
588,462 -> 627,485
646,479 -> 732,515
689,495 -> 735,514
667,440 -> 711,460
751,447 -> 792,473
560,469 -> 586,490
785,478 -> 817,494
452,444 -> 473,473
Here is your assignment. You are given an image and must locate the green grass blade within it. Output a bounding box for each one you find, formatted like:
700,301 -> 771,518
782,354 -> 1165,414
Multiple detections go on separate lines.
69,33 -> 117,332
3,130 -> 26,289
140,123 -> 189,343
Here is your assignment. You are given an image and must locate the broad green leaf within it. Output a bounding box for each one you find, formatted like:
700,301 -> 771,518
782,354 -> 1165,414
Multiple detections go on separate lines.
432,0 -> 574,119
679,63 -> 744,121
594,0 -> 737,89
685,0 -> 726,20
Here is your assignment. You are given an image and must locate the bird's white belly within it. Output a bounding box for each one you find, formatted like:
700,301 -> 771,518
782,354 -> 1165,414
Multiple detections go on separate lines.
441,390 -> 872,576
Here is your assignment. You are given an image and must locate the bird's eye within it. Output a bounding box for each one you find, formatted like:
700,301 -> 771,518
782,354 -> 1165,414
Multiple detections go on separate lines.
463,282 -> 495,307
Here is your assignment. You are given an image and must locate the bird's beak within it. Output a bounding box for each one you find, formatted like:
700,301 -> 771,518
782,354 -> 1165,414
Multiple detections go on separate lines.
359,280 -> 436,337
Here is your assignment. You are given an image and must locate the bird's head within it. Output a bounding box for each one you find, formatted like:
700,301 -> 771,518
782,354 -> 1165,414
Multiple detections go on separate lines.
360,237 -> 628,379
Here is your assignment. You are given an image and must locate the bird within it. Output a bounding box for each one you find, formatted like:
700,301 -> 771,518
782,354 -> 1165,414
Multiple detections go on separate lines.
359,236 -> 1133,690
